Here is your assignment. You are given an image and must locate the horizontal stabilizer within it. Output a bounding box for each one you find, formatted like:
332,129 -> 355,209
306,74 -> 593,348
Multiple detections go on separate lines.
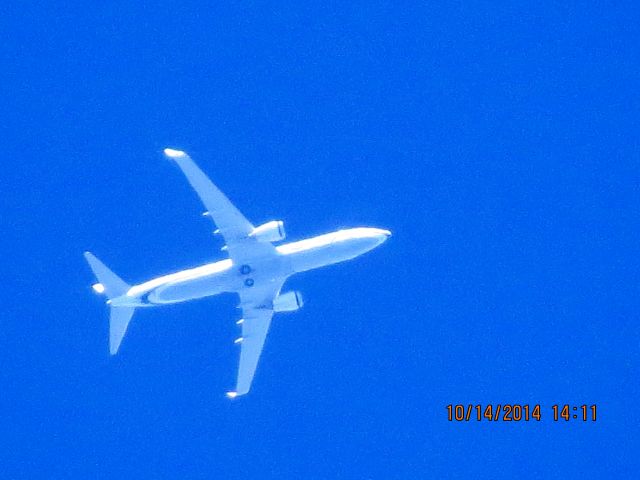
83,252 -> 130,300
109,306 -> 135,355
84,252 -> 136,355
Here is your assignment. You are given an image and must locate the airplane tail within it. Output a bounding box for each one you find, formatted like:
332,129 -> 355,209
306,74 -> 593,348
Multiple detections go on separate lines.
83,252 -> 134,355
107,306 -> 135,355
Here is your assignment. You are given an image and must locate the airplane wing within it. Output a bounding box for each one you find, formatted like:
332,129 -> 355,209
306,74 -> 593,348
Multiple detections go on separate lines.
164,148 -> 277,264
228,281 -> 284,397
164,149 -> 284,397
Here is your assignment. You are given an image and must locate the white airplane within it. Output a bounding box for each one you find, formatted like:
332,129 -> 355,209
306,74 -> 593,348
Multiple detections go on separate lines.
85,148 -> 391,397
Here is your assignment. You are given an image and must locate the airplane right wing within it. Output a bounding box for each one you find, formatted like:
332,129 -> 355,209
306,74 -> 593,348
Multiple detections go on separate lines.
164,148 -> 277,265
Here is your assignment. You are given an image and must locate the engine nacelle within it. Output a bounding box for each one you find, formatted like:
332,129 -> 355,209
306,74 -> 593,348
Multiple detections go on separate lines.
273,291 -> 304,312
250,220 -> 286,242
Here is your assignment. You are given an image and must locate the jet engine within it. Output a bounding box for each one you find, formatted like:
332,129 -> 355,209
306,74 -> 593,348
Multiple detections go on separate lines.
273,291 -> 304,312
250,220 -> 285,242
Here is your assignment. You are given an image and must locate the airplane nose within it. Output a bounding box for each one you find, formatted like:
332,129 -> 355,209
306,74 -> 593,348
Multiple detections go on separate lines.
372,228 -> 391,243
374,228 -> 391,238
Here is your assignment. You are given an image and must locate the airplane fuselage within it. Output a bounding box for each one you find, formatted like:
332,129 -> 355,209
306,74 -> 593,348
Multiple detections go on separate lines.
112,227 -> 390,308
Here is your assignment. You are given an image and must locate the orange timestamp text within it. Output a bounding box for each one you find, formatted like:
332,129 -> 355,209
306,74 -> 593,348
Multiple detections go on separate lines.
446,404 -> 597,422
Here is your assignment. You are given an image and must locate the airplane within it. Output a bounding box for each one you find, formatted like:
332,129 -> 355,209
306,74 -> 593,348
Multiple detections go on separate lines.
84,148 -> 391,397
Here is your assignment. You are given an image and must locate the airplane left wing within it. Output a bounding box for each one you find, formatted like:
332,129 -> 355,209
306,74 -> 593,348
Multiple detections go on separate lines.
164,148 -> 277,264
228,281 -> 284,397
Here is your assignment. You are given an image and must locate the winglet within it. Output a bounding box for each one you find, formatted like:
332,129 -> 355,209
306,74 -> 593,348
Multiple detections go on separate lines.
164,148 -> 186,158
226,391 -> 238,399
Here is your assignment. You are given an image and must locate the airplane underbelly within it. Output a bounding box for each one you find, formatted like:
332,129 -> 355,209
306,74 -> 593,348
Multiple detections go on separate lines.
150,273 -> 233,304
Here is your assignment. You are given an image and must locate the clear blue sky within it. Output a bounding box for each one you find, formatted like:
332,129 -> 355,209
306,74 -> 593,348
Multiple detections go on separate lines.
2,1 -> 638,478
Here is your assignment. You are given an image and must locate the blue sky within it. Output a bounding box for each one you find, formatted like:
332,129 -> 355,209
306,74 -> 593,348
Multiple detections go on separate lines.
1,1 -> 638,478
